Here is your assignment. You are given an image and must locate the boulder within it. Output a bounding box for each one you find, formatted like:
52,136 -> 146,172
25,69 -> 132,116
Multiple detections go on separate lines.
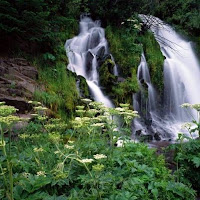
0,58 -> 39,113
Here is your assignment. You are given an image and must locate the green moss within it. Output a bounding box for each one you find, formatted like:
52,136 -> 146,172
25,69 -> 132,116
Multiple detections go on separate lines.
140,31 -> 165,93
106,25 -> 142,78
104,25 -> 141,106
78,75 -> 90,98
99,58 -> 117,92
112,68 -> 139,106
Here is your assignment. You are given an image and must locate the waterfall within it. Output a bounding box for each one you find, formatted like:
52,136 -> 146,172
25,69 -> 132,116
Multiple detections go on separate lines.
65,16 -> 113,108
134,15 -> 200,140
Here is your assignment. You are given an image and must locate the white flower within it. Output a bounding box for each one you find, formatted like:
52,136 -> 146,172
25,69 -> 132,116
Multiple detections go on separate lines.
116,140 -> 124,147
79,159 -> 94,164
91,123 -> 105,128
33,147 -> 44,152
181,103 -> 191,108
22,172 -> 31,178
36,171 -> 46,177
93,154 -> 107,160
81,98 -> 92,104
64,144 -> 74,149
119,103 -> 130,108
75,117 -> 81,121
76,106 -> 85,110
115,107 -> 125,112
181,122 -> 192,130
192,104 -> 200,111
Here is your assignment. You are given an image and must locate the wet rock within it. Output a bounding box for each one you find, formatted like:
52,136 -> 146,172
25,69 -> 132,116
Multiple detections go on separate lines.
135,129 -> 142,136
145,118 -> 152,126
77,75 -> 90,98
154,132 -> 161,141
140,134 -> 153,142
0,96 -> 32,113
117,77 -> 125,82
85,51 -> 93,74
96,46 -> 105,60
0,58 -> 39,113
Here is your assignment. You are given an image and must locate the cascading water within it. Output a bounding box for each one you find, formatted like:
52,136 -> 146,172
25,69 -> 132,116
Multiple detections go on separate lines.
65,15 -> 115,107
134,15 -> 200,140
133,53 -> 162,139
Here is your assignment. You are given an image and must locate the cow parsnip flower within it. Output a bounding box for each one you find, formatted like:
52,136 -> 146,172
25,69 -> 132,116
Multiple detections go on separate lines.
81,98 -> 92,104
192,104 -> 200,111
34,106 -> 48,111
33,147 -> 44,152
79,159 -> 94,164
119,103 -> 130,108
91,123 -> 105,128
22,172 -> 31,178
0,105 -> 18,116
181,122 -> 193,130
181,103 -> 192,108
76,106 -> 85,110
93,154 -> 107,160
36,171 -> 46,177
64,144 -> 74,149
0,115 -> 21,126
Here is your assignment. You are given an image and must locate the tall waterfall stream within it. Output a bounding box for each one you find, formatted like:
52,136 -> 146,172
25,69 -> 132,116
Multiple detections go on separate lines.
134,15 -> 200,140
66,15 -> 200,141
65,16 -> 114,108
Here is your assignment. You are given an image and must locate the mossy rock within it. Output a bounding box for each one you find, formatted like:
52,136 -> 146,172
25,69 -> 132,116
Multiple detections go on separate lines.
112,68 -> 139,106
141,31 -> 165,93
99,58 -> 117,93
77,75 -> 90,98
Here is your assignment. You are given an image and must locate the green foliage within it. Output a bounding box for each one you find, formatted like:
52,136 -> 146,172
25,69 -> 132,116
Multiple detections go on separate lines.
171,139 -> 200,194
104,20 -> 142,105
112,69 -> 139,106
0,0 -> 80,54
78,76 -> 90,98
170,103 -> 200,194
155,0 -> 200,37
0,101 -> 196,199
88,0 -> 157,25
106,24 -> 142,78
99,59 -> 117,92
34,61 -> 78,119
140,31 -> 165,92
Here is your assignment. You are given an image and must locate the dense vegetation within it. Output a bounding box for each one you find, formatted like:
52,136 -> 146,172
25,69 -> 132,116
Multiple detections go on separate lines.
1,0 -> 200,199
0,101 -> 197,199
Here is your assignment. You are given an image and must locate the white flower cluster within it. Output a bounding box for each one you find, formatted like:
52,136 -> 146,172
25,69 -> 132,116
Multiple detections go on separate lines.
79,159 -> 94,164
93,154 -> 107,160
181,103 -> 200,111
22,172 -> 31,178
36,171 -> 46,177
33,147 -> 44,152
64,144 -> 74,149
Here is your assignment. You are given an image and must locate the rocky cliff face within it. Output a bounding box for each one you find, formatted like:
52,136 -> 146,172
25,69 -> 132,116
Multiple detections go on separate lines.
0,58 -> 38,113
